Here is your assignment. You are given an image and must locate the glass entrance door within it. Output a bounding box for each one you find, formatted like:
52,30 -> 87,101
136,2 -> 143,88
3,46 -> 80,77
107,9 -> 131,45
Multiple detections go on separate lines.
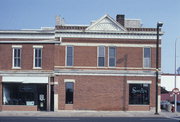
37,85 -> 47,111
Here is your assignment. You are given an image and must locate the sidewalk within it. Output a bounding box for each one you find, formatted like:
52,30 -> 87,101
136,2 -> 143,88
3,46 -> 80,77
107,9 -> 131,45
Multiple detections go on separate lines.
0,110 -> 179,117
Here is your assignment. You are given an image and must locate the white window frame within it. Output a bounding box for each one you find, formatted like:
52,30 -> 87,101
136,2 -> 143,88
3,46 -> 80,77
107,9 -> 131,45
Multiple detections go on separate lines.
33,45 -> 43,69
66,46 -> 74,67
143,47 -> 151,68
127,80 -> 152,84
97,46 -> 105,67
12,45 -> 22,69
64,79 -> 76,83
108,46 -> 116,67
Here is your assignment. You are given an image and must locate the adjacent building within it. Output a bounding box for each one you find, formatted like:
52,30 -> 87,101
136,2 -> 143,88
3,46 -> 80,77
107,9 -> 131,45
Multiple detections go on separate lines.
161,74 -> 180,102
0,14 -> 163,111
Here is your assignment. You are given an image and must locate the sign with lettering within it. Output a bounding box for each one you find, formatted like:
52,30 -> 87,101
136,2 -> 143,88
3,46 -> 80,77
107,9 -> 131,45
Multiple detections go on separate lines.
132,87 -> 147,94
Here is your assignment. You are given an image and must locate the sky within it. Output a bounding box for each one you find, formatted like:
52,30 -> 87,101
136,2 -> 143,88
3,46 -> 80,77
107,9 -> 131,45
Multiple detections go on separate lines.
0,0 -> 180,73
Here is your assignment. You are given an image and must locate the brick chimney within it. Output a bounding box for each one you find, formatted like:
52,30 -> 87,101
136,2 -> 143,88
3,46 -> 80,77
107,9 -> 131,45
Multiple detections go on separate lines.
116,14 -> 125,27
56,16 -> 60,25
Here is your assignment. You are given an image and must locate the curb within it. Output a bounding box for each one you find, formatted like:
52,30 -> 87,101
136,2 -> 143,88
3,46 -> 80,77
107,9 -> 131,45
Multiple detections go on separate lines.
0,111 -> 173,117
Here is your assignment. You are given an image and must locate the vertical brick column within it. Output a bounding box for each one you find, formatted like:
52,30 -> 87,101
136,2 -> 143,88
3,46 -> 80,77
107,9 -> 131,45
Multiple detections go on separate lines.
123,76 -> 128,111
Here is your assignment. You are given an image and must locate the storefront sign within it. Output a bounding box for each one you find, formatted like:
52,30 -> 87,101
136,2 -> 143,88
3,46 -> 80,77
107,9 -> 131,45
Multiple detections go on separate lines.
132,87 -> 147,94
26,101 -> 34,106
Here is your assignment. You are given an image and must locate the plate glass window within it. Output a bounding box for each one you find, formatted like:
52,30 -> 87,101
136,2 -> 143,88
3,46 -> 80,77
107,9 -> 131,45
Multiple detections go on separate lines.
109,47 -> 116,67
144,48 -> 151,68
65,82 -> 74,104
66,46 -> 74,66
34,48 -> 42,68
13,48 -> 21,68
129,84 -> 150,105
98,46 -> 105,67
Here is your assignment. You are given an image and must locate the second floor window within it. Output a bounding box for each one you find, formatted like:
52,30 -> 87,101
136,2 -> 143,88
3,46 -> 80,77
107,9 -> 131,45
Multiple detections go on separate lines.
143,47 -> 151,68
98,46 -> 105,67
34,48 -> 42,68
13,48 -> 21,68
109,47 -> 116,67
66,46 -> 74,66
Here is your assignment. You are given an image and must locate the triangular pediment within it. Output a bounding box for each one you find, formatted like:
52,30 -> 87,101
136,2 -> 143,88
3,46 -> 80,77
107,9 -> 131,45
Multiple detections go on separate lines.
86,14 -> 126,32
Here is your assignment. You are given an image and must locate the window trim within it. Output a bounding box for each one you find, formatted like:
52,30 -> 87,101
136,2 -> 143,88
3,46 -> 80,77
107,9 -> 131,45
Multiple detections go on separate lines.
64,79 -> 75,83
127,80 -> 152,84
97,46 -> 105,67
33,47 -> 43,69
12,46 -> 22,69
66,46 -> 74,67
143,47 -> 151,68
108,46 -> 116,67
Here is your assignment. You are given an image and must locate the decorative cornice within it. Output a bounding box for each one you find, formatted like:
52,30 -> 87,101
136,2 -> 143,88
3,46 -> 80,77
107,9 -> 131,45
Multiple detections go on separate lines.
60,42 -> 159,47
0,41 -> 61,44
55,32 -> 160,40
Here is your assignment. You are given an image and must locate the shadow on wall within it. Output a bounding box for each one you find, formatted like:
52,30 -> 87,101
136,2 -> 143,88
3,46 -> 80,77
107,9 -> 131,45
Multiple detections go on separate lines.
118,54 -> 128,110
117,54 -> 128,69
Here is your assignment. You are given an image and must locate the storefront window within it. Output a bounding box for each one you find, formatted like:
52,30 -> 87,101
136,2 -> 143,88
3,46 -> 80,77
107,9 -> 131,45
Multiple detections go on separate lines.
129,84 -> 150,105
3,83 -> 39,105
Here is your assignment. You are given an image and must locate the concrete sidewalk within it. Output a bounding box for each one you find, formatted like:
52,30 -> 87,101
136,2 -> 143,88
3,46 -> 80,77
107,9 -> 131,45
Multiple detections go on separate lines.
0,110 -> 179,117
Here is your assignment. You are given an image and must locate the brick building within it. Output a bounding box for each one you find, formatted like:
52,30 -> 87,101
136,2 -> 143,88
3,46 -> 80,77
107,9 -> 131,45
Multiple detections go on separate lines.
0,14 -> 163,111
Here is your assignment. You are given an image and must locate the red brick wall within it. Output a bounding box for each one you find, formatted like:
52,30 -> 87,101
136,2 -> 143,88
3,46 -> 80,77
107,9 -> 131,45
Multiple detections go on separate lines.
54,45 -> 158,69
74,46 -> 97,67
0,44 -> 12,70
128,105 -> 150,111
2,105 -> 37,111
151,48 -> 161,68
56,75 -> 156,111
0,44 -> 54,70
116,47 -> 142,67
62,38 -> 157,45
55,45 -> 65,66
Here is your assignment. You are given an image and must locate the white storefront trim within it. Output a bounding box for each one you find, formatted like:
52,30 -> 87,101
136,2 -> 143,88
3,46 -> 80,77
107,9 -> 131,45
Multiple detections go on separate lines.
55,72 -> 155,77
54,94 -> 58,111
2,76 -> 48,84
127,80 -> 152,84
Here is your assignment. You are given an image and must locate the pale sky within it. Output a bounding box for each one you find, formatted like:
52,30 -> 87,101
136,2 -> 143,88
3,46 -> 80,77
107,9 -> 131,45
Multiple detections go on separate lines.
0,0 -> 180,73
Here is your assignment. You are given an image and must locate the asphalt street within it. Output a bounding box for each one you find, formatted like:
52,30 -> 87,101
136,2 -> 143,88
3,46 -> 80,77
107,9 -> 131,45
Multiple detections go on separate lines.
0,117 -> 179,122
